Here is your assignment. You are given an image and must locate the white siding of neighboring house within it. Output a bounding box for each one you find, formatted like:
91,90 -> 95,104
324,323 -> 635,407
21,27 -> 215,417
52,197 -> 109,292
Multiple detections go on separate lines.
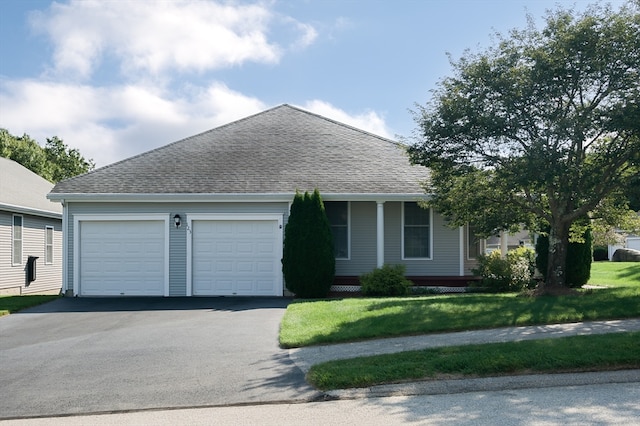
0,211 -> 62,295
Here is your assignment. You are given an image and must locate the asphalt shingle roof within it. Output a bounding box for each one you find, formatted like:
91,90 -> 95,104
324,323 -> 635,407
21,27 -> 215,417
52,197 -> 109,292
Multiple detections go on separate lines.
0,157 -> 62,215
50,104 -> 429,196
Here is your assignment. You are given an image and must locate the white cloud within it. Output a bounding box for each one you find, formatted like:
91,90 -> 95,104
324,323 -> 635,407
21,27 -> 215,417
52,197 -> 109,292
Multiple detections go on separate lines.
1,1 -> 391,169
0,79 -> 265,166
30,0 -> 315,80
302,100 -> 393,139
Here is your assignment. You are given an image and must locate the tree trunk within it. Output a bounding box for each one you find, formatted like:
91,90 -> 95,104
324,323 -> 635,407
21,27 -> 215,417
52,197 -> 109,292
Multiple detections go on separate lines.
545,221 -> 570,289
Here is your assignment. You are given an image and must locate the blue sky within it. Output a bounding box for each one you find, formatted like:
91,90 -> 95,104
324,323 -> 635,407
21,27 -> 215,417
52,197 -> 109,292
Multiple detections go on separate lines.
0,0 -> 627,167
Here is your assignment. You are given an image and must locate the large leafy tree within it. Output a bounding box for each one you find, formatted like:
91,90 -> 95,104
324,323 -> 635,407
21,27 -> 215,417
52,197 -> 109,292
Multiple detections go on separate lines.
0,129 -> 95,182
408,3 -> 640,292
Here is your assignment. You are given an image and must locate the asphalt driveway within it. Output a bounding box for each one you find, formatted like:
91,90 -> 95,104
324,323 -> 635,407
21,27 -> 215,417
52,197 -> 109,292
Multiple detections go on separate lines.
0,297 -> 318,419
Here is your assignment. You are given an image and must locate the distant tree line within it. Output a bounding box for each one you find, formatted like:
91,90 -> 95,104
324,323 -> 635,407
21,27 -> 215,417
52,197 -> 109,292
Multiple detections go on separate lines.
0,129 -> 94,182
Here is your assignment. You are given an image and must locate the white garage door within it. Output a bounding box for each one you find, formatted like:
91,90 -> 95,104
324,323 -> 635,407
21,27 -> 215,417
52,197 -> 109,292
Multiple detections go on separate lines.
79,220 -> 166,296
191,219 -> 282,296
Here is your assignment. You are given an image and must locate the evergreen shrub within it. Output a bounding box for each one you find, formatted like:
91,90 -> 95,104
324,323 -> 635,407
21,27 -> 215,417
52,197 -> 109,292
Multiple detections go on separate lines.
282,189 -> 335,298
593,246 -> 608,261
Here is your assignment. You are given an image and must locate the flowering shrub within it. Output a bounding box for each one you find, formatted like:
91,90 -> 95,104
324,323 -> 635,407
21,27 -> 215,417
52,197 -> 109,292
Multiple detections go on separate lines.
472,247 -> 536,292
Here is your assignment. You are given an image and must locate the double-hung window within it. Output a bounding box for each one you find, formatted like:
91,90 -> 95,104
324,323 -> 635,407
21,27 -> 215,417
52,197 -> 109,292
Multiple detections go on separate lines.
403,202 -> 431,259
12,215 -> 23,265
45,226 -> 54,264
467,225 -> 483,259
324,201 -> 349,259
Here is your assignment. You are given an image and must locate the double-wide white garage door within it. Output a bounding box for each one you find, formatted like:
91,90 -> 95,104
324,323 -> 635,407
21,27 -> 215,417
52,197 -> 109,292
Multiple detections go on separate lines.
76,215 -> 282,296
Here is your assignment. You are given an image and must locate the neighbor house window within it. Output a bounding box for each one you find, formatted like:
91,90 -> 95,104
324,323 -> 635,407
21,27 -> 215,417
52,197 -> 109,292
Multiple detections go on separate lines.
467,225 -> 484,259
324,201 -> 349,259
45,226 -> 54,264
403,202 -> 431,259
12,215 -> 23,265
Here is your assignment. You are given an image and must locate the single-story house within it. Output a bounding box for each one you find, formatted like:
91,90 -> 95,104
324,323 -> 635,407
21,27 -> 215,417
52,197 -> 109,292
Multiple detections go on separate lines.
1,157 -> 62,295
48,104 -> 481,297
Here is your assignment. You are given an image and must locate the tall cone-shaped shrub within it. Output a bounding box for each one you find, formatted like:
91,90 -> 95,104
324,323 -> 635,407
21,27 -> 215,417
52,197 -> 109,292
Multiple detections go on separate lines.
282,189 -> 335,298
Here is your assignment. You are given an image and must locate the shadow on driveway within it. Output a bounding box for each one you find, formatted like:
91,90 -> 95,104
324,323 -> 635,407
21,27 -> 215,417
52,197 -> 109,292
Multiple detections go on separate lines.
17,296 -> 294,313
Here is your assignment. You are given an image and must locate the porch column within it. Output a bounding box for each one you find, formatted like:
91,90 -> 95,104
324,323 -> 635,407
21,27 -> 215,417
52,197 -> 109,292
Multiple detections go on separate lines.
459,226 -> 465,276
376,201 -> 385,267
500,231 -> 509,258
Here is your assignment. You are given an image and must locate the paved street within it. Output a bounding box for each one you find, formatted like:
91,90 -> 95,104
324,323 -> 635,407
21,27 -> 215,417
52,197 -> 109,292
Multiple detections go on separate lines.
3,381 -> 639,425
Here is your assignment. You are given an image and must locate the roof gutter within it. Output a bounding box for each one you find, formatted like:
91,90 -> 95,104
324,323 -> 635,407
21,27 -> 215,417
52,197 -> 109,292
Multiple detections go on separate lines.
47,192 -> 432,203
0,202 -> 63,219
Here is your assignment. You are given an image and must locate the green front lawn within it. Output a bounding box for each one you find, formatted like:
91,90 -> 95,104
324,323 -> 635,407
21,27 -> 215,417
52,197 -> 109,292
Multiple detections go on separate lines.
282,261 -> 640,390
588,261 -> 640,287
0,295 -> 60,316
280,262 -> 640,348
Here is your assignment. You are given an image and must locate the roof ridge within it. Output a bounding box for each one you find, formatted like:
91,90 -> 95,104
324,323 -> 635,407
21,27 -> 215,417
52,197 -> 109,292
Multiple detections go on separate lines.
285,103 -> 403,148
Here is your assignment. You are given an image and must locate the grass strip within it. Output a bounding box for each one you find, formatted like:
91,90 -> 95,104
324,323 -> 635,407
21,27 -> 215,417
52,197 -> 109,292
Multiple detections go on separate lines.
307,332 -> 640,390
0,295 -> 60,316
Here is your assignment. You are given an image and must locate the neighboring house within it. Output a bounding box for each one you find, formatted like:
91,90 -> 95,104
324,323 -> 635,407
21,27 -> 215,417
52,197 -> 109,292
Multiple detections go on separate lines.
609,234 -> 640,260
1,157 -> 62,295
48,104 -> 480,297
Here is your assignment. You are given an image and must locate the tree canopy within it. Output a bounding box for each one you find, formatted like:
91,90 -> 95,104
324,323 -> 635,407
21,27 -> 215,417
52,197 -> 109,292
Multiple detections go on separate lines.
408,2 -> 640,291
0,129 -> 95,183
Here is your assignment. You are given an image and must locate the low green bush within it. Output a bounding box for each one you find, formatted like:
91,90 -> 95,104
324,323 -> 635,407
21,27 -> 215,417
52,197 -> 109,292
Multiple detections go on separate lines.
472,248 -> 536,292
593,246 -> 608,261
360,264 -> 412,296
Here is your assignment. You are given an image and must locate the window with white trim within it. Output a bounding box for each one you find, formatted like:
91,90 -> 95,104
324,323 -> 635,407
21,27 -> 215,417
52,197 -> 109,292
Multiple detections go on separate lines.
324,201 -> 349,259
467,225 -> 484,259
12,215 -> 23,265
45,226 -> 54,264
403,202 -> 431,259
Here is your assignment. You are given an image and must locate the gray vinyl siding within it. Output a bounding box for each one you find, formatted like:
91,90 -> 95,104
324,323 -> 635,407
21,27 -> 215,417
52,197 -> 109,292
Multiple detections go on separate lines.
64,202 -> 289,295
384,202 -> 461,276
335,202 -> 377,276
335,201 -> 462,277
63,199 -> 466,296
169,220 -> 187,296
0,210 -> 62,295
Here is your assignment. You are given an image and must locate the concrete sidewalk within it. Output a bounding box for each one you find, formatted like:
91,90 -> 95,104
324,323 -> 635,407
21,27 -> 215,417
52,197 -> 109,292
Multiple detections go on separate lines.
289,318 -> 640,398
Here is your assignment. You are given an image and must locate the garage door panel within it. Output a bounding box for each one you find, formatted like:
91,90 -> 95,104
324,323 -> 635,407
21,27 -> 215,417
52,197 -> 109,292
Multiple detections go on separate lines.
79,220 -> 165,296
192,219 -> 281,296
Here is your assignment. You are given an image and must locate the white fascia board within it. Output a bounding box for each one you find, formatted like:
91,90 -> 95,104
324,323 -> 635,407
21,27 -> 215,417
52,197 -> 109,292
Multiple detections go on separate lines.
0,202 -> 62,219
47,192 -> 432,203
